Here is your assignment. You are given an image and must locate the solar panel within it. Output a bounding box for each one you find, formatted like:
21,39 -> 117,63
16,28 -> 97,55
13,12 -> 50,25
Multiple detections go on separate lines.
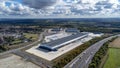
41,33 -> 87,48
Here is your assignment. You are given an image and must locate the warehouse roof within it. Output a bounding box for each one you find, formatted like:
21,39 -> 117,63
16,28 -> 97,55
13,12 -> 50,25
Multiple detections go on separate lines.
41,33 -> 87,48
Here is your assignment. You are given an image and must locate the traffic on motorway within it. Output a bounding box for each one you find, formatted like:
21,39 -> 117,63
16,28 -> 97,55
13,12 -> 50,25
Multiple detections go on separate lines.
64,35 -> 118,68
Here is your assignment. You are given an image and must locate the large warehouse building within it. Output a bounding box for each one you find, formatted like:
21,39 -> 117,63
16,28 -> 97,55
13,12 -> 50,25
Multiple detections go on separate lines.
39,33 -> 88,51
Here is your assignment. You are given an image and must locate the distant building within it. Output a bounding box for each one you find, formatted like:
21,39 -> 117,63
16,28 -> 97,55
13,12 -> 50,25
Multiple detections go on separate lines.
0,32 -> 22,38
65,28 -> 80,33
51,28 -> 62,33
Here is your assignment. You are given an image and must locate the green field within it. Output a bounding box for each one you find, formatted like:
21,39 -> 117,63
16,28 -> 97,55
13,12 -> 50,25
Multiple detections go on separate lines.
104,48 -> 120,68
23,33 -> 38,41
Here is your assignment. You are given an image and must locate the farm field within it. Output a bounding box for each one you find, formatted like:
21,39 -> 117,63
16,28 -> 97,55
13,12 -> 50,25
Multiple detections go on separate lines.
23,33 -> 38,41
104,37 -> 120,68
104,48 -> 120,68
109,37 -> 120,48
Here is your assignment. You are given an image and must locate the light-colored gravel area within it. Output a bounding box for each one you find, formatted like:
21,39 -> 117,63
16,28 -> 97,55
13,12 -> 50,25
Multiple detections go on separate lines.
0,54 -> 41,68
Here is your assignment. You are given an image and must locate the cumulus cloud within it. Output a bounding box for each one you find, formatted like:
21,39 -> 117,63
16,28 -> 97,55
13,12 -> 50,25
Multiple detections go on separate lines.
22,0 -> 57,9
0,0 -> 120,18
0,0 -> 42,16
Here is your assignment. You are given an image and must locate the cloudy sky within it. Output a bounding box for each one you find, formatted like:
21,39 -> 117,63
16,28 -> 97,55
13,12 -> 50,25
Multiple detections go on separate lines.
0,0 -> 120,18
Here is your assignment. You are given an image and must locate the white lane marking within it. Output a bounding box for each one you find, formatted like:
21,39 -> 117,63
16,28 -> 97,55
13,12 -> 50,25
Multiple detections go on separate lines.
86,55 -> 92,64
69,58 -> 79,68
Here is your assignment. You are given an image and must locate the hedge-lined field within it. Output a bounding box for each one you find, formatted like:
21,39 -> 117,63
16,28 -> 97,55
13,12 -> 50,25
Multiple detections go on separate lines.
104,48 -> 120,68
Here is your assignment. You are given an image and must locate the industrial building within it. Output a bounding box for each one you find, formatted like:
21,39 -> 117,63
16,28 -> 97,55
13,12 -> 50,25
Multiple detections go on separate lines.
39,33 -> 88,51
44,32 -> 71,42
51,28 -> 62,33
65,28 -> 80,33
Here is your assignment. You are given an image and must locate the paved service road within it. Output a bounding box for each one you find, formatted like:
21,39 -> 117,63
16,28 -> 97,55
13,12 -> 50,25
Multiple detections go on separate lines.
64,35 -> 118,68
12,50 -> 51,68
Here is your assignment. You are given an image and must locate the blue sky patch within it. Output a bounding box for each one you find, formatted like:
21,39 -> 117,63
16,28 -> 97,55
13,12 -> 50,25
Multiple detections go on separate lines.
5,2 -> 11,7
13,0 -> 22,3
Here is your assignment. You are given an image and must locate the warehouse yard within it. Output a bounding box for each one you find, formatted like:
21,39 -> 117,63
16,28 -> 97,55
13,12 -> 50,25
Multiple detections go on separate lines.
26,36 -> 93,61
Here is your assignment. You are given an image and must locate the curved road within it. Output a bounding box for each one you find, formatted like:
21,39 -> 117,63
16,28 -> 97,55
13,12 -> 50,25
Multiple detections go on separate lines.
64,35 -> 119,68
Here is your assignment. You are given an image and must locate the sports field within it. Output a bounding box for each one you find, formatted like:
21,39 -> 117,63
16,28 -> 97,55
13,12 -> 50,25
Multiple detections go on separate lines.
104,37 -> 120,68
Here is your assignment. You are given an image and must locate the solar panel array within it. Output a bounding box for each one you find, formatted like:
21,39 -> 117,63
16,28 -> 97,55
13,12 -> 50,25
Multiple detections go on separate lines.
41,33 -> 87,47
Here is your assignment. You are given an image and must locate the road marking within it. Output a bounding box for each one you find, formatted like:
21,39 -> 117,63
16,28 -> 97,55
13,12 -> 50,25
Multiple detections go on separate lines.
86,55 -> 92,64
69,58 -> 79,68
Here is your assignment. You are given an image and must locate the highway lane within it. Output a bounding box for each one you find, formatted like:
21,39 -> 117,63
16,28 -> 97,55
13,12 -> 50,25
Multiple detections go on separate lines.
64,35 -> 118,68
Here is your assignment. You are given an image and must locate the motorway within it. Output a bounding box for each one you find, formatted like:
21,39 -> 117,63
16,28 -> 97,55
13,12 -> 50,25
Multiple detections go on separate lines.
64,35 -> 118,68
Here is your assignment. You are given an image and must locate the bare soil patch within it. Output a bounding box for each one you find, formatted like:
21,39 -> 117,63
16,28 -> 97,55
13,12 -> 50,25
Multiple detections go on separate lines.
109,37 -> 120,48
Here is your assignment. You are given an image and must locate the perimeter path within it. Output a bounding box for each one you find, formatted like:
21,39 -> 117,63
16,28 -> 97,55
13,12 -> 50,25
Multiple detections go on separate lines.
0,33 -> 43,56
64,35 -> 120,68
